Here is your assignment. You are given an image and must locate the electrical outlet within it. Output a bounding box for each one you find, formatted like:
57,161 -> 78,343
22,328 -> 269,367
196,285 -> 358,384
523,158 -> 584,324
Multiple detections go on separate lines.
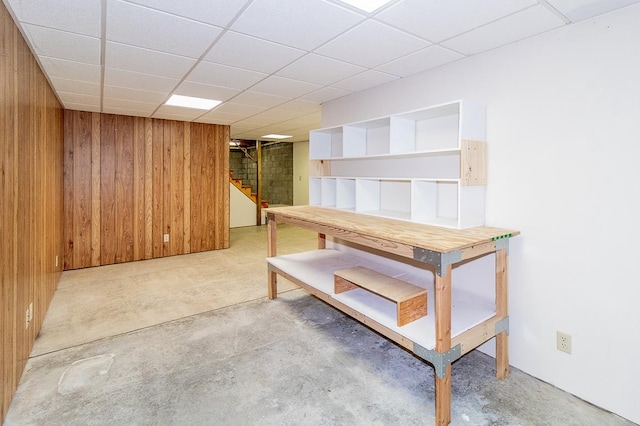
163,234 -> 169,243
25,303 -> 33,329
557,331 -> 572,354
55,255 -> 59,267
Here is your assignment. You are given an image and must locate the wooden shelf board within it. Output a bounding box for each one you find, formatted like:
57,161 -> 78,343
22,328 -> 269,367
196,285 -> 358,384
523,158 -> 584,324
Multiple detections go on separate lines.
267,249 -> 496,350
309,147 -> 461,162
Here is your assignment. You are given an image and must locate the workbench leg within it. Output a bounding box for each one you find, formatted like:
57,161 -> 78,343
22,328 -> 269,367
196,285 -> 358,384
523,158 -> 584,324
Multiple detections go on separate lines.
496,248 -> 509,380
434,264 -> 452,426
267,214 -> 278,300
318,233 -> 326,249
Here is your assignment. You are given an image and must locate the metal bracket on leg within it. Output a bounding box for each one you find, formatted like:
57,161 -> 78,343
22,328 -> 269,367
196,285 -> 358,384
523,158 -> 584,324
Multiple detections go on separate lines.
413,248 -> 462,277
495,316 -> 509,336
413,344 -> 462,378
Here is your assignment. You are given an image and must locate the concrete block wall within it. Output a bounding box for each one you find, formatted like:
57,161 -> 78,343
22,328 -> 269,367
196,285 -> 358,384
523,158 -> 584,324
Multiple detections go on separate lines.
229,142 -> 293,205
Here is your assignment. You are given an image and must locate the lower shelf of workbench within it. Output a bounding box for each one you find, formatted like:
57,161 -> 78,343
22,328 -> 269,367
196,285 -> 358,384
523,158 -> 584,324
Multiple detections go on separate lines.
267,248 -> 495,351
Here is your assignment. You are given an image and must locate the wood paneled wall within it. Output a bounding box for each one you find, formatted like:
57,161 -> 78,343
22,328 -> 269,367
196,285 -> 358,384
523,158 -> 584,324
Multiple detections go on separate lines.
1,2 -> 65,422
63,111 -> 230,270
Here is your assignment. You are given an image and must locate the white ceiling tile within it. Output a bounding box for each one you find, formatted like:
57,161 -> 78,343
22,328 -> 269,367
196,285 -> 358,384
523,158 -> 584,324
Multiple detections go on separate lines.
213,102 -> 268,115
39,57 -> 101,83
277,54 -> 365,85
376,0 -> 537,42
376,45 -> 464,77
64,103 -> 102,113
102,98 -> 158,113
173,81 -> 240,102
230,91 -> 291,108
103,85 -> 168,103
153,105 -> 206,120
57,92 -> 101,106
249,76 -> 322,98
442,5 -> 565,55
234,116 -> 278,127
545,0 -> 640,22
196,116 -> 237,125
205,31 -> 306,74
251,108 -> 307,122
105,42 -> 196,79
187,61 -> 267,89
104,68 -> 180,92
8,0 -> 101,37
300,87 -> 352,103
123,0 -> 250,27
22,24 -> 100,64
231,0 -> 364,50
102,107 -> 152,117
49,77 -> 101,97
274,100 -> 321,114
106,0 -> 223,58
331,69 -> 398,91
315,20 -> 429,68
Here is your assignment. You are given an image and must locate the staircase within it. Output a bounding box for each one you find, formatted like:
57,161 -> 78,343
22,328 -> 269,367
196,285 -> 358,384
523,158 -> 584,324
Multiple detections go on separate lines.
229,171 -> 269,208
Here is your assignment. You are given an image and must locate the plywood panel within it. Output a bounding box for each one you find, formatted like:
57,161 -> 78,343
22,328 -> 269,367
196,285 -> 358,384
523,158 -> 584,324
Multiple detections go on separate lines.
190,123 -> 204,253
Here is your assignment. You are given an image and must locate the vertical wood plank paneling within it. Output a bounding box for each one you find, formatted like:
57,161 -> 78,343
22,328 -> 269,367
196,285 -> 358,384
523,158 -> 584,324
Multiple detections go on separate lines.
1,3 -> 65,421
1,5 -> 18,418
190,123 -> 203,253
16,37 -> 35,377
162,121 -> 172,256
63,112 -> 75,269
100,114 -> 117,265
152,119 -> 164,258
144,118 -> 153,259
73,112 -> 93,269
171,121 -> 185,255
183,123 -> 191,253
115,115 -> 134,263
91,113 -> 101,267
63,115 -> 229,268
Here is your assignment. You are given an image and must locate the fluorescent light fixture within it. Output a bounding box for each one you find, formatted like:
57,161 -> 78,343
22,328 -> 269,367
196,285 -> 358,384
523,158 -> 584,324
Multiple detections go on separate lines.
165,94 -> 221,110
338,0 -> 393,13
261,134 -> 292,140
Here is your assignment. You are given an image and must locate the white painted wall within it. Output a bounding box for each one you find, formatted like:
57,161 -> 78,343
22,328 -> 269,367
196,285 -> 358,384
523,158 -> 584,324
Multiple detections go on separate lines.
230,183 -> 256,228
321,5 -> 640,424
293,141 -> 309,206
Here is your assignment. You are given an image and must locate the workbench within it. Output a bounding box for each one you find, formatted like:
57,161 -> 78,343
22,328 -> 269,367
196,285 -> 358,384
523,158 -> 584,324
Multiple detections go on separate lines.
265,205 -> 519,425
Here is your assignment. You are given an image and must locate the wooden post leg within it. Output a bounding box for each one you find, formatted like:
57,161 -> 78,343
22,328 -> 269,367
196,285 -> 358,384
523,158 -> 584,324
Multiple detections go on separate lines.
318,233 -> 326,249
496,248 -> 509,380
267,213 -> 277,299
434,264 -> 452,426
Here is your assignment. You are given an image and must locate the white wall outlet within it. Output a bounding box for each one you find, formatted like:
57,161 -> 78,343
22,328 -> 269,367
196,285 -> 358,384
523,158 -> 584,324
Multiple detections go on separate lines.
25,303 -> 33,329
163,233 -> 169,243
557,331 -> 572,354
55,255 -> 59,267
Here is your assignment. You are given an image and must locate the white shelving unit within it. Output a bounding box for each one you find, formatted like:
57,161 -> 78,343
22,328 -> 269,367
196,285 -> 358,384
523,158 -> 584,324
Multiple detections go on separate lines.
309,100 -> 486,229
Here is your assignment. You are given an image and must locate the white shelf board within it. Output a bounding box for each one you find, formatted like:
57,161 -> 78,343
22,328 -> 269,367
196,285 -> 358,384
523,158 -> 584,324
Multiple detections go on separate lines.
309,147 -> 461,162
268,249 -> 495,350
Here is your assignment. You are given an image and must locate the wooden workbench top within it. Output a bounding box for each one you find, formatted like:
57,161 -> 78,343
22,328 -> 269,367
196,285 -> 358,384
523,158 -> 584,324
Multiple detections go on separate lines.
265,205 -> 519,254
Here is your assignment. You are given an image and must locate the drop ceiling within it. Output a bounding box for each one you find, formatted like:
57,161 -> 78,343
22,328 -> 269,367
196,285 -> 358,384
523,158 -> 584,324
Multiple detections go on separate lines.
3,0 -> 639,142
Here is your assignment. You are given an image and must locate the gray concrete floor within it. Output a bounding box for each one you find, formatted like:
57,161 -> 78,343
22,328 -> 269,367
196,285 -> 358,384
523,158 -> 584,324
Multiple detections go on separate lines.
5,226 -> 634,426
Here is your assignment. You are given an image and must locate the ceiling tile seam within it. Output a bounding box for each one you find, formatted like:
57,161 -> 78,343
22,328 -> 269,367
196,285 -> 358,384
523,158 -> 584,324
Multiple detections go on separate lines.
150,0 -> 258,119
14,20 -> 99,40
117,0 -> 248,29
407,3 -> 567,58
536,0 -> 572,24
100,0 -> 107,113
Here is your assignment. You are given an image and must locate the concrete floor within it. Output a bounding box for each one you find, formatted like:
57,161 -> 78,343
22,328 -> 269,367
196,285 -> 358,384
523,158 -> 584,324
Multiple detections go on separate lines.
5,226 -> 633,426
